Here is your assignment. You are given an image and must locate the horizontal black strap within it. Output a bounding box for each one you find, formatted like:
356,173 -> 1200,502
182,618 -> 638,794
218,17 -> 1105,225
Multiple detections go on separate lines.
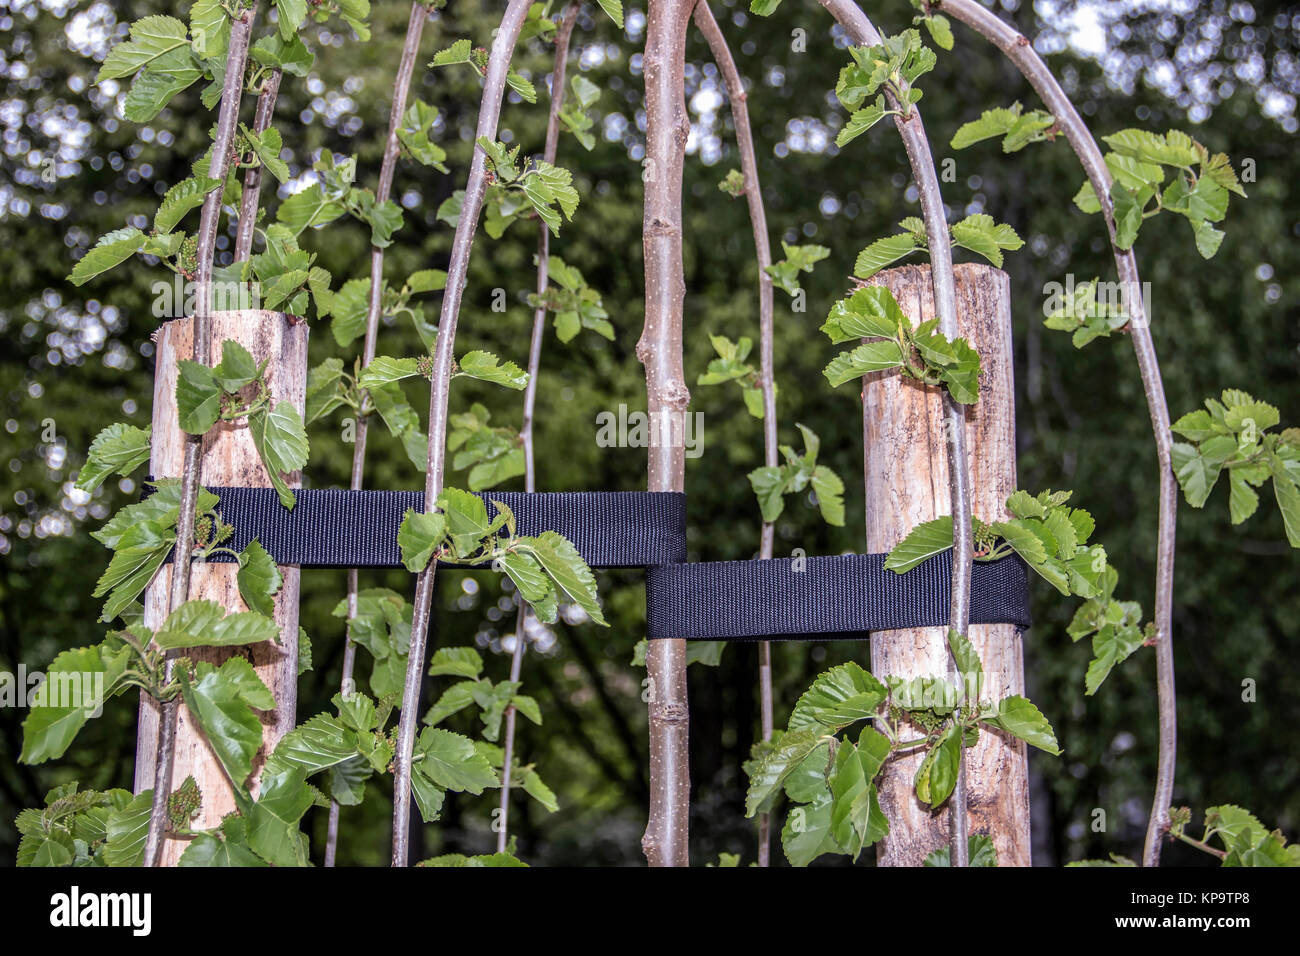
644,550 -> 1030,641
187,487 -> 686,569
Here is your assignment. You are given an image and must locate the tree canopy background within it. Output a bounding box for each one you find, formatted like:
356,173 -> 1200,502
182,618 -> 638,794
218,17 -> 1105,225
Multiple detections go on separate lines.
1,0 -> 1297,865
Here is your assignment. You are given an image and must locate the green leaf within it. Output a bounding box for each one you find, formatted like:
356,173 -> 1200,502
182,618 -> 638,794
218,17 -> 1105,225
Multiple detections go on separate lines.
1172,436 -> 1235,508
811,465 -> 846,527
788,662 -> 886,732
828,730 -> 891,858
430,38 -> 473,68
274,0 -> 308,40
950,213 -> 1024,267
821,285 -> 907,342
97,15 -> 190,81
397,509 -> 447,573
748,465 -> 788,523
154,600 -> 280,649
456,350 -> 528,390
239,124 -> 289,184
175,360 -> 221,434
919,725 -> 962,806
984,695 -> 1061,755
921,14 -> 954,51
213,340 -> 259,393
596,0 -> 624,27
521,770 -> 558,812
305,358 -> 345,425
884,516 -> 954,573
1272,470 -> 1300,548
359,355 -> 421,389
236,540 -> 282,617
1084,622 -> 1148,695
69,227 -> 146,285
245,768 -> 312,866
20,646 -> 115,764
265,713 -> 358,776
853,232 -> 921,279
76,423 -> 151,492
155,176 -> 219,234
924,833 -> 998,866
428,647 -> 483,679
248,401 -> 309,509
103,789 -> 153,867
823,340 -> 905,387
518,530 -> 606,626
122,48 -> 202,122
837,102 -> 889,147
413,727 -> 498,794
780,791 -> 838,866
179,658 -> 272,789
179,815 -> 267,866
745,728 -> 823,817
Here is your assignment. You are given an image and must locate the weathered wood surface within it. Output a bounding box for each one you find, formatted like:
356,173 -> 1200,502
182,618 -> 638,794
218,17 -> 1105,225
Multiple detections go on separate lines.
862,263 -> 1030,866
134,310 -> 306,866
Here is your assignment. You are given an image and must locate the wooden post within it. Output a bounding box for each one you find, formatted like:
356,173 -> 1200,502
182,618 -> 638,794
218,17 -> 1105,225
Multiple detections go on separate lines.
861,263 -> 1030,866
134,310 -> 306,866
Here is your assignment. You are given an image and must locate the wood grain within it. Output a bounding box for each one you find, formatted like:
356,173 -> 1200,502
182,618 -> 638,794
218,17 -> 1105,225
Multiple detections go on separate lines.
861,263 -> 1030,866
133,310 -> 306,866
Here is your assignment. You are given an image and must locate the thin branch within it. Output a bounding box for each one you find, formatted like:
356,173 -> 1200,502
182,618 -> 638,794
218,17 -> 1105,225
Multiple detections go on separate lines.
639,0 -> 695,868
691,0 -> 777,868
940,0 -> 1178,870
391,0 -> 535,868
817,0 -> 972,866
233,68 -> 282,262
142,8 -> 255,868
326,0 -> 430,870
498,0 -> 581,855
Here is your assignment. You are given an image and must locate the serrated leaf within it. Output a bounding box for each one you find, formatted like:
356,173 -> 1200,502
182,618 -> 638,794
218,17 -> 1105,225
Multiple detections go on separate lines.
884,516 -> 954,573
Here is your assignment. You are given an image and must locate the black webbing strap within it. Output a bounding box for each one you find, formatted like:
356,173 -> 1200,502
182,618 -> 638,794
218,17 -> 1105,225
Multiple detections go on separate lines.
644,551 -> 1031,641
188,487 -> 687,569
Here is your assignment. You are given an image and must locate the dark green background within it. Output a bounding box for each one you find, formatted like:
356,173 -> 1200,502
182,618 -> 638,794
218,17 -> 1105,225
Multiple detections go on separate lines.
1,0 -> 1297,865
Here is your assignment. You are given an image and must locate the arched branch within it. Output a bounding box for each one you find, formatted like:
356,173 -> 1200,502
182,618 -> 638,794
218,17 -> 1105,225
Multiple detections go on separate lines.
391,0 -> 536,868
142,7 -> 256,868
941,0 -> 1178,867
498,0 -> 582,854
328,0 -> 431,868
817,0 -> 974,865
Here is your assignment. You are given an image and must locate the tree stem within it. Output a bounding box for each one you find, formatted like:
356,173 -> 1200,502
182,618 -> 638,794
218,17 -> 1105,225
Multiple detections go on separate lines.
940,0 -> 1178,870
143,7 -> 254,869
691,0 -> 777,868
639,0 -> 695,868
818,0 -> 971,867
391,0 -> 535,868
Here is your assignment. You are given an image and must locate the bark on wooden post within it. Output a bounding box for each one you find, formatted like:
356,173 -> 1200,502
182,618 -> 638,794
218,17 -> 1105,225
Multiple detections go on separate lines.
134,310 -> 306,866
861,263 -> 1030,866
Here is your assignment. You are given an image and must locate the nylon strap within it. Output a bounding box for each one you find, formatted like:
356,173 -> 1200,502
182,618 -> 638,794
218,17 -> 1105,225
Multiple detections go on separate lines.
644,551 -> 1030,641
191,487 -> 687,569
